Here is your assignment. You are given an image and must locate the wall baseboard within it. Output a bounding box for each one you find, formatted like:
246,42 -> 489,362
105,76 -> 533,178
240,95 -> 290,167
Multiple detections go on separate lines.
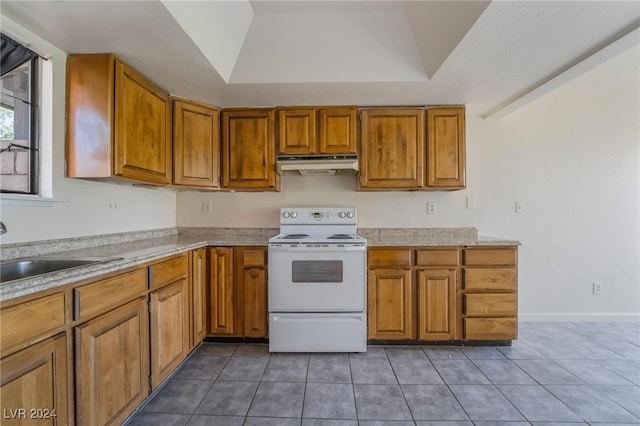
519,313 -> 640,322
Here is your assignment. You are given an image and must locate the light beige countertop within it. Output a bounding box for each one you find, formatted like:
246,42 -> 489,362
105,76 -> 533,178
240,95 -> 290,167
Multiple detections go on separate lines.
1,227 -> 519,302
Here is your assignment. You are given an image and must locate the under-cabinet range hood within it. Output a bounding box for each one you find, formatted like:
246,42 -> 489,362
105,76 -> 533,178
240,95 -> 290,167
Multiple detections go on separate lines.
276,154 -> 358,176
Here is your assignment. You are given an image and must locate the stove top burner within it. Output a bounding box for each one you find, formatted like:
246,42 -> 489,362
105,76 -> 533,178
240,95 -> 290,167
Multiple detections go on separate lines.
281,234 -> 309,239
327,234 -> 355,240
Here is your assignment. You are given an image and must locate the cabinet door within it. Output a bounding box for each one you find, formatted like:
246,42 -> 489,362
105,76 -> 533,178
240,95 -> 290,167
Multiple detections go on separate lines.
367,268 -> 414,340
278,108 -> 316,154
243,267 -> 267,338
222,109 -> 279,190
426,107 -> 465,188
417,269 -> 456,341
0,334 -> 69,426
75,298 -> 149,426
191,248 -> 207,347
360,108 -> 425,189
150,279 -> 190,389
173,99 -> 220,188
114,60 -> 171,184
318,107 -> 357,154
208,248 -> 236,335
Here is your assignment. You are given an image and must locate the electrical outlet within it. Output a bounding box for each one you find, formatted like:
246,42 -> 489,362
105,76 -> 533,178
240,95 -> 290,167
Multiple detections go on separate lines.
592,281 -> 602,296
427,201 -> 437,215
105,197 -> 119,214
202,201 -> 213,214
515,201 -> 524,214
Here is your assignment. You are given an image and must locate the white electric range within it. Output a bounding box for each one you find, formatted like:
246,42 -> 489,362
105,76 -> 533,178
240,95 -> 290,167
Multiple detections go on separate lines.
268,207 -> 367,352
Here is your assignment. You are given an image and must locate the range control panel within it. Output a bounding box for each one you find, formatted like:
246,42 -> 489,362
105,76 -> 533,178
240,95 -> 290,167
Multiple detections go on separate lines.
280,207 -> 356,225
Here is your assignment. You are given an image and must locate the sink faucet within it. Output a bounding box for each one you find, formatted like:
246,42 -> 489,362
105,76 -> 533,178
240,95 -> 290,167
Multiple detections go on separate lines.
0,221 -> 6,235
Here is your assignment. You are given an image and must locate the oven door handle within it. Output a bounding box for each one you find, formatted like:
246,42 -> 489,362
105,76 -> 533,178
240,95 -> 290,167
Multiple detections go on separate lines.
268,244 -> 365,252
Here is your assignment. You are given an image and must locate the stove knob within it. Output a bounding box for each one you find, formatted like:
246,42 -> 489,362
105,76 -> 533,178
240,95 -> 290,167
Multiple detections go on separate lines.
347,211 -> 354,218
339,212 -> 346,218
283,212 -> 290,218
291,212 -> 298,218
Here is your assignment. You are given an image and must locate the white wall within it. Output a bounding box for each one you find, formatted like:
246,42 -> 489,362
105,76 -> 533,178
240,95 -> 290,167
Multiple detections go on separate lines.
177,46 -> 640,320
0,17 -> 176,244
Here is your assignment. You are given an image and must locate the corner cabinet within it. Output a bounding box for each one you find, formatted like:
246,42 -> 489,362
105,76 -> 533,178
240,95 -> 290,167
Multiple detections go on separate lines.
278,106 -> 358,155
172,98 -> 220,189
221,109 -> 279,191
66,53 -> 171,185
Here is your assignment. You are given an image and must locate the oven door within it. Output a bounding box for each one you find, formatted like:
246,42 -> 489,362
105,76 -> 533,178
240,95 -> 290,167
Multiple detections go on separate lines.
268,244 -> 366,311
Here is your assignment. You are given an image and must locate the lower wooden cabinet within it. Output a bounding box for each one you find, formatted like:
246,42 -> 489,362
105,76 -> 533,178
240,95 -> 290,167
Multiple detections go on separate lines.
0,333 -> 69,426
461,247 -> 518,340
207,246 -> 268,338
75,297 -> 149,426
417,269 -> 456,340
367,267 -> 414,340
190,247 -> 207,348
150,279 -> 189,388
208,247 -> 236,335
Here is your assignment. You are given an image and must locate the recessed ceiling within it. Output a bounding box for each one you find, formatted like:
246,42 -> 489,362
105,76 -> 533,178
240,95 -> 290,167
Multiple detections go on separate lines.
1,1 -> 638,116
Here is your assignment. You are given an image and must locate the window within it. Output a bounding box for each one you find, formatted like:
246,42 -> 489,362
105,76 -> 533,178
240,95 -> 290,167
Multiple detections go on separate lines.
1,34 -> 38,194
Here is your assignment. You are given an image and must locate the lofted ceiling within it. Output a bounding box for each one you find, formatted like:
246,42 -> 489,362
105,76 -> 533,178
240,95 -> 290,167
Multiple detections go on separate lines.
1,1 -> 639,117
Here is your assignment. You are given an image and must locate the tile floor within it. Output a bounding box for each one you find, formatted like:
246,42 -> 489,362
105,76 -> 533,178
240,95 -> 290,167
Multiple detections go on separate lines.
125,322 -> 640,426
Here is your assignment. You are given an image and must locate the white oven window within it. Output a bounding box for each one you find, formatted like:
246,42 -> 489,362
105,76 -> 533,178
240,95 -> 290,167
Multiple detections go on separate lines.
292,260 -> 343,283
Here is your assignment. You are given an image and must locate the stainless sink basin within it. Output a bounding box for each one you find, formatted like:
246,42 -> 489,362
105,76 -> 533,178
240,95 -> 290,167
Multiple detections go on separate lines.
0,257 -> 123,283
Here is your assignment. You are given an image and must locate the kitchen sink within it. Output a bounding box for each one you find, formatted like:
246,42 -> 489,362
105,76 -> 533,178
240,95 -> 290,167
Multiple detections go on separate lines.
0,257 -> 123,283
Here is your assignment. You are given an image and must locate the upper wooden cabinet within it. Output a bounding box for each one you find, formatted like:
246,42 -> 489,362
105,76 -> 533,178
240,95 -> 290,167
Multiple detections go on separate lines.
359,108 -> 425,190
172,98 -> 220,189
66,53 -> 171,185
426,107 -> 465,188
278,106 -> 357,155
359,106 -> 466,191
221,109 -> 280,191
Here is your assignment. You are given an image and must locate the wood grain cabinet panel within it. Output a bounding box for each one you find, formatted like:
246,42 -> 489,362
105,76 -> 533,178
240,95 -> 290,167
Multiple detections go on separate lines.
149,253 -> 188,290
278,106 -> 357,155
221,109 -> 279,191
278,107 -> 316,155
1,292 -> 66,358
464,293 -> 517,316
426,107 -> 465,188
368,249 -> 413,267
0,333 -> 69,426
359,108 -> 425,189
417,269 -> 456,341
190,248 -> 207,347
150,279 -> 190,389
367,268 -> 414,340
75,297 -> 149,426
464,318 -> 517,340
464,248 -> 517,266
416,248 -> 460,266
242,267 -> 268,338
172,98 -> 220,188
66,53 -> 171,185
463,268 -> 517,291
208,247 -> 236,335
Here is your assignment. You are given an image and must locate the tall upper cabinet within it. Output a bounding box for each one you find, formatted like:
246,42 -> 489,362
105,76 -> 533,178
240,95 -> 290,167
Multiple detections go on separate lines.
221,108 -> 279,191
426,107 -> 465,189
66,54 -> 171,185
172,98 -> 220,189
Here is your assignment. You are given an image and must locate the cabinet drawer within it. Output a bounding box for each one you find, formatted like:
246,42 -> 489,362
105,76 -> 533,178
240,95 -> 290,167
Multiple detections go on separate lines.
149,253 -> 188,289
1,292 -> 66,356
368,249 -> 413,267
464,293 -> 517,316
464,317 -> 517,340
464,248 -> 516,266
242,248 -> 267,266
463,268 -> 516,291
416,249 -> 460,266
74,268 -> 147,321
